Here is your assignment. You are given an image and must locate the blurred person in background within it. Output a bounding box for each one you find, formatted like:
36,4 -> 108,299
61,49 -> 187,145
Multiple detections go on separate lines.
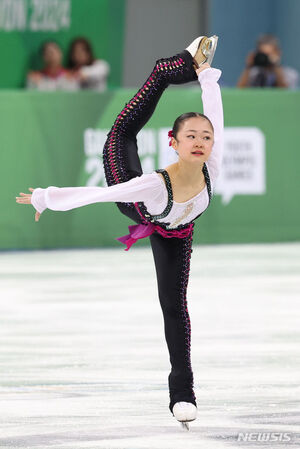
66,37 -> 110,91
26,41 -> 78,91
237,34 -> 299,88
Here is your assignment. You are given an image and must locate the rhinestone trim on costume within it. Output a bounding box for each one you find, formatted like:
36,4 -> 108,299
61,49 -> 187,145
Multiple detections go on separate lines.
178,226 -> 196,404
188,163 -> 212,222
138,163 -> 212,229
169,203 -> 194,228
145,168 -> 173,219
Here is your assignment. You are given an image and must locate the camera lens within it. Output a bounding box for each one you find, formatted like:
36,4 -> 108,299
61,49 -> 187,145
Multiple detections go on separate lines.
253,52 -> 271,67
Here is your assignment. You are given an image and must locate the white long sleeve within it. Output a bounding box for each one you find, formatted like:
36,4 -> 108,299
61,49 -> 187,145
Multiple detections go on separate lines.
197,68 -> 224,181
80,60 -> 110,80
31,173 -> 162,214
79,59 -> 110,91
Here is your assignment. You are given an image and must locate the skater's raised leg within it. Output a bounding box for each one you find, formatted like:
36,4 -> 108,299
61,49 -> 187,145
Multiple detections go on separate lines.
102,48 -> 198,187
102,47 -> 198,223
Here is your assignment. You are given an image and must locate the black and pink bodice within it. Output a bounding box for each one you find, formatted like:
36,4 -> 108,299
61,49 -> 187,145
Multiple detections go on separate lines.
117,164 -> 212,250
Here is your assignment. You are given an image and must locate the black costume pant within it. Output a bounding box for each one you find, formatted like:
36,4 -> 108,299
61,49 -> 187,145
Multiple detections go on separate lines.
103,50 -> 198,413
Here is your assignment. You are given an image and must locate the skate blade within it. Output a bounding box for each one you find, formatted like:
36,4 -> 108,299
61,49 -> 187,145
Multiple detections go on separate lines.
193,35 -> 218,68
177,417 -> 196,431
181,421 -> 190,431
205,35 -> 218,65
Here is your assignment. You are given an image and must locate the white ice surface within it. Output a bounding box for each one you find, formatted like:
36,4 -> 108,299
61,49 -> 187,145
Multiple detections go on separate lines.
0,243 -> 299,449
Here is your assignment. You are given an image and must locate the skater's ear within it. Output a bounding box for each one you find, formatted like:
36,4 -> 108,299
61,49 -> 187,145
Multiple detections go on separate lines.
170,137 -> 178,155
170,136 -> 178,150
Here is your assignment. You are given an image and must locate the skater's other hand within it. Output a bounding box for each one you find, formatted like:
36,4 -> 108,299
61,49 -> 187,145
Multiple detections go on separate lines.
16,188 -> 41,222
196,63 -> 211,75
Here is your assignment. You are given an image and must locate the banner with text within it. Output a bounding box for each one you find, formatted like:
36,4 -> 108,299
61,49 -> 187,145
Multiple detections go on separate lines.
0,0 -> 125,88
2,88 -> 299,249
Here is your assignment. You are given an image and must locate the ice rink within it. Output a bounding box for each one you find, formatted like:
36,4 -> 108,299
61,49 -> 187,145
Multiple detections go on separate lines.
0,243 -> 299,449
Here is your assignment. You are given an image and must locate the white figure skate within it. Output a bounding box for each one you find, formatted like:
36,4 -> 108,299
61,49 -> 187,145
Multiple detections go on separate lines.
186,35 -> 219,69
172,401 -> 198,431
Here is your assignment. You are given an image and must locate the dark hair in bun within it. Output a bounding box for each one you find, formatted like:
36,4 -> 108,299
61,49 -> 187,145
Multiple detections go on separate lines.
172,112 -> 214,140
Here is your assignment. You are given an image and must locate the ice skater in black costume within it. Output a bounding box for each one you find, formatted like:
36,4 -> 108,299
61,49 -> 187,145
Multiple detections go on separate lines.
16,36 -> 223,430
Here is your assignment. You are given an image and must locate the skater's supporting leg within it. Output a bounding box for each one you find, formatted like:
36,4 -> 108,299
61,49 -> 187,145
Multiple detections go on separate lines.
149,229 -> 196,414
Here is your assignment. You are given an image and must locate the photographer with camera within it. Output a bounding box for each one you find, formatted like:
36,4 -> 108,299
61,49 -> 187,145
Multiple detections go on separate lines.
237,34 -> 298,88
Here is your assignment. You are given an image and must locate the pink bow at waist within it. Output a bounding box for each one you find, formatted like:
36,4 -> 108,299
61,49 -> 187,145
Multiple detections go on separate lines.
116,222 -> 194,251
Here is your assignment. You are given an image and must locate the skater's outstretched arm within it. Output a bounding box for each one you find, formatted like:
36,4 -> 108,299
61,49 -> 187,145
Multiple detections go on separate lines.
197,64 -> 224,181
15,172 -> 163,220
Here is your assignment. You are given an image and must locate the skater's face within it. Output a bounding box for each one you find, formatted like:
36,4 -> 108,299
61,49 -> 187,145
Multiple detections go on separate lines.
171,117 -> 214,163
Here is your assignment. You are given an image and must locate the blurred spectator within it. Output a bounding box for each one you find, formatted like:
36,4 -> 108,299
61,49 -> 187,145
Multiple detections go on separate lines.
66,37 -> 110,91
26,41 -> 78,91
237,34 -> 299,89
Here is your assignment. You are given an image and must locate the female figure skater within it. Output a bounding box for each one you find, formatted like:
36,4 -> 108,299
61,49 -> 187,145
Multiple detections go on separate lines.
16,36 -> 223,429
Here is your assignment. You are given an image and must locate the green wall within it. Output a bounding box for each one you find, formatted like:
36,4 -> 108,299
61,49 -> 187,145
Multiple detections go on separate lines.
2,88 -> 300,250
0,0 -> 125,88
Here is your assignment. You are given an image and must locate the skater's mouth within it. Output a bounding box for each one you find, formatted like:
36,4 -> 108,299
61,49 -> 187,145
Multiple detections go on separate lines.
191,151 -> 204,155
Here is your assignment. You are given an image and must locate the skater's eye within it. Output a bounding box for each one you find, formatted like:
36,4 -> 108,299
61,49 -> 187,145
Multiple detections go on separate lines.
204,136 -> 211,140
187,135 -> 195,138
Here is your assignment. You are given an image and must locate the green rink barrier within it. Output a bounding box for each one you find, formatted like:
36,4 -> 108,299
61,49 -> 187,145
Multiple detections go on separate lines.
2,88 -> 300,250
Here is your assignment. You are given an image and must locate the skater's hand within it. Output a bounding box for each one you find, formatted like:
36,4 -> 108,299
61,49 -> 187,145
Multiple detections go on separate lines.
16,188 -> 41,222
245,51 -> 255,68
196,63 -> 211,75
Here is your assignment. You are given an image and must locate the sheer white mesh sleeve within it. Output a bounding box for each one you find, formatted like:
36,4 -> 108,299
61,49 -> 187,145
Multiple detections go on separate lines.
31,173 -> 162,214
198,68 -> 224,183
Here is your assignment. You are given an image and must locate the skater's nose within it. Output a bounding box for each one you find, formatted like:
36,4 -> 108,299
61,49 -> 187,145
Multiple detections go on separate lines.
194,138 -> 204,148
